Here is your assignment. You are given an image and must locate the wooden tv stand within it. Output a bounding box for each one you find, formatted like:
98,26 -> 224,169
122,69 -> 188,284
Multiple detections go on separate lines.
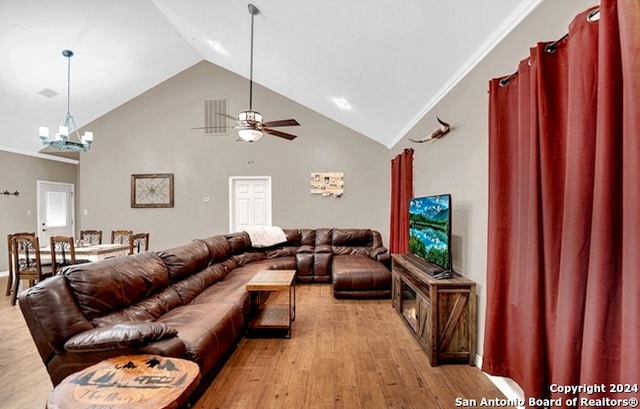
391,254 -> 476,366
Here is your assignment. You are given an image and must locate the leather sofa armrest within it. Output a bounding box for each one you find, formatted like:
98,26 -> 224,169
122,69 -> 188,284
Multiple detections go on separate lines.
65,322 -> 178,353
139,335 -> 187,357
371,247 -> 391,267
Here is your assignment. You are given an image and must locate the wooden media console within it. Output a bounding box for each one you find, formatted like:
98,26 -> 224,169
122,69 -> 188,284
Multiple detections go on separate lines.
391,254 -> 477,366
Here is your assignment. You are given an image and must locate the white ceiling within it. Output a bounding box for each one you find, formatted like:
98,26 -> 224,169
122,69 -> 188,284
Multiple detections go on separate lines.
0,0 -> 540,156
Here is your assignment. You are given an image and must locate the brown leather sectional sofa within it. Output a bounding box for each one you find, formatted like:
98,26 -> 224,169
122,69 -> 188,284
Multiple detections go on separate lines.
19,228 -> 391,390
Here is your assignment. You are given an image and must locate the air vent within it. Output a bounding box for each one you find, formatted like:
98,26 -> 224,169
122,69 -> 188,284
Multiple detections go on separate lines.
204,99 -> 229,135
38,88 -> 58,98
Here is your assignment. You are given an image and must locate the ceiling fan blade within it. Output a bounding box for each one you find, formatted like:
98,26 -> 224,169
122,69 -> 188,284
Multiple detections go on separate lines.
263,127 -> 298,140
261,119 -> 300,128
216,112 -> 239,121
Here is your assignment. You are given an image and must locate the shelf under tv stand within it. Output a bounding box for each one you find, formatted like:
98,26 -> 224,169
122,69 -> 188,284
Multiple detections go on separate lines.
391,254 -> 477,366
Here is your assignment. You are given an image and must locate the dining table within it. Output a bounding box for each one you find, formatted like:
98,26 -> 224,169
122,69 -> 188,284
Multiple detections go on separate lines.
39,243 -> 130,263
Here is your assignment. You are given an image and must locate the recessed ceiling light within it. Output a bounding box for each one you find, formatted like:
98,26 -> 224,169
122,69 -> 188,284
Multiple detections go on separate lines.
207,39 -> 229,55
333,97 -> 351,110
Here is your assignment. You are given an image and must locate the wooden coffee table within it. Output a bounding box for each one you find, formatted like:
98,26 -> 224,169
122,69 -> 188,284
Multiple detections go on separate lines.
46,354 -> 200,409
246,269 -> 296,338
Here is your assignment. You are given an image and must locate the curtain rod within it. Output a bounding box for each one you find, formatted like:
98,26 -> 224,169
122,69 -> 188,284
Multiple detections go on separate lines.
499,8 -> 600,87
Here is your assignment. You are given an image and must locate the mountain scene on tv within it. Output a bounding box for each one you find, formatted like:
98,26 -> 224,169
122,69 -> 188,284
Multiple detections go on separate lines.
409,195 -> 450,269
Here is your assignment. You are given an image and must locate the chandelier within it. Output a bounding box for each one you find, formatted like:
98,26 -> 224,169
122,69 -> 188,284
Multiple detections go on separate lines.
39,50 -> 93,152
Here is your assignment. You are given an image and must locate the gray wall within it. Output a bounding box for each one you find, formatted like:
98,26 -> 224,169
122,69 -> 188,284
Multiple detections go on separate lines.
78,61 -> 390,251
390,0 -> 593,363
0,150 -> 78,269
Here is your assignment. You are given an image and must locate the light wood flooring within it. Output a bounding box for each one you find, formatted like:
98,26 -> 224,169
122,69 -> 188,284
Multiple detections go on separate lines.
0,277 -> 504,409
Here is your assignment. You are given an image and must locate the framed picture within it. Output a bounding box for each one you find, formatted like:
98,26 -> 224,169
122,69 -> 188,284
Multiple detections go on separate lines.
310,172 -> 344,197
131,173 -> 174,208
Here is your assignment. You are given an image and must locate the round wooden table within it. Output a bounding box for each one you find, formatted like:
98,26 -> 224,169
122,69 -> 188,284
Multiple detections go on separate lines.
46,354 -> 200,409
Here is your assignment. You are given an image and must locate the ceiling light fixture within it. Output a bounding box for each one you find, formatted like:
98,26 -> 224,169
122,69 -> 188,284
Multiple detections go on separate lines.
39,50 -> 93,152
333,98 -> 351,110
207,39 -> 229,55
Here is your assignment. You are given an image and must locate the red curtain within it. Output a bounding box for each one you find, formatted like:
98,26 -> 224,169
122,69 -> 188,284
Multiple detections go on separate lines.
483,0 -> 640,404
389,148 -> 413,253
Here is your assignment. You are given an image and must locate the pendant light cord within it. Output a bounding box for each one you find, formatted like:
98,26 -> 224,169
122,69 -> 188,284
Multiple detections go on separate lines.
66,52 -> 72,118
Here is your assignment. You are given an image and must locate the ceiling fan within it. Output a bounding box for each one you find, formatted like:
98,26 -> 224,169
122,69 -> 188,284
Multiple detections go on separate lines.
196,3 -> 300,142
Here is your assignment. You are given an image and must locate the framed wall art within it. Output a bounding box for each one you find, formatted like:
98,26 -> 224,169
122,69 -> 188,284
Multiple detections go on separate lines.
131,173 -> 174,208
310,172 -> 344,197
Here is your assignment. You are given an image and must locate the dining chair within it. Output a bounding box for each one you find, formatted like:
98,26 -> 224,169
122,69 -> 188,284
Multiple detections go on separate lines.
10,233 -> 54,305
49,236 -> 91,272
111,230 -> 132,245
79,230 -> 102,245
129,233 -> 150,255
6,232 -> 34,297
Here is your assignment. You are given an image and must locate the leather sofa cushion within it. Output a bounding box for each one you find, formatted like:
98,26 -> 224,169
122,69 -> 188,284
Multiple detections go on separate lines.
197,236 -> 232,264
282,228 -> 301,245
65,252 -> 170,321
300,229 -> 316,246
265,246 -> 297,258
233,251 -> 266,266
171,264 -> 227,304
158,240 -> 211,283
332,255 -> 391,292
225,232 -> 251,254
331,228 -> 372,247
92,286 -> 183,327
315,228 -> 332,246
64,322 -> 177,352
158,303 -> 244,375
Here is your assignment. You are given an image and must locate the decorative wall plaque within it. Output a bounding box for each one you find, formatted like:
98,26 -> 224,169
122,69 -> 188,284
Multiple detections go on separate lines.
310,172 -> 344,197
131,173 -> 174,208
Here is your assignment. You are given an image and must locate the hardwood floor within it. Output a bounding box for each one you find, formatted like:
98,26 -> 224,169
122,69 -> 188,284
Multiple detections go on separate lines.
0,277 -> 504,409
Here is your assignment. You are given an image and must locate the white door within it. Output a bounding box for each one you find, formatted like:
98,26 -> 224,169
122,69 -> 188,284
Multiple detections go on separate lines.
37,181 -> 75,244
229,176 -> 272,233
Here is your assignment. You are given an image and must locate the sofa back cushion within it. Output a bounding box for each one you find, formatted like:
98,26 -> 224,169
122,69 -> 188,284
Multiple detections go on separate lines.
225,232 -> 251,254
157,240 -> 211,283
300,229 -> 316,246
331,229 -> 373,247
197,235 -> 232,264
331,229 -> 376,256
65,252 -> 169,321
282,229 -> 301,245
92,286 -> 183,327
171,264 -> 227,304
315,228 -> 333,246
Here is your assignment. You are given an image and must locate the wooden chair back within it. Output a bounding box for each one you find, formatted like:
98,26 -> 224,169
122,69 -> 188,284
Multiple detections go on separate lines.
129,233 -> 150,255
111,230 -> 132,245
79,230 -> 102,245
10,233 -> 54,305
6,232 -> 34,297
49,236 -> 78,272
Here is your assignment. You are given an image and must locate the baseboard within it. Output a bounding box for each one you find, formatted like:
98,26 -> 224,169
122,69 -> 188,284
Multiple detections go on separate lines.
476,354 -> 526,409
0,271 -> 8,278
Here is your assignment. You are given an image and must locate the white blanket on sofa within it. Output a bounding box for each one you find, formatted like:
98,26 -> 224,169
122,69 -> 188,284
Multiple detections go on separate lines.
243,225 -> 287,248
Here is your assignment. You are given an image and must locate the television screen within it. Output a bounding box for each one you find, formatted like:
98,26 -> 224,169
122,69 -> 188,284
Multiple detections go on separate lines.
408,194 -> 452,271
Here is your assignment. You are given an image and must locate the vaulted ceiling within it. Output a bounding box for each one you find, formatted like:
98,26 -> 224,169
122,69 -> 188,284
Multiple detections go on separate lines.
0,0 -> 540,157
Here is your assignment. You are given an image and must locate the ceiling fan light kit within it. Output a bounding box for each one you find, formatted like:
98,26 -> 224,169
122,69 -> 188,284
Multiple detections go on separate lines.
39,49 -> 94,152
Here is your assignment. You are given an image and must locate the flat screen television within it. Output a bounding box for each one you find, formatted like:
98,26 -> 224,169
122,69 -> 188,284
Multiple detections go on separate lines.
408,193 -> 452,275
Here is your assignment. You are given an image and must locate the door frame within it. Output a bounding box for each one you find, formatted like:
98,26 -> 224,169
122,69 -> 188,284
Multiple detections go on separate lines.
36,180 -> 75,243
228,176 -> 272,233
